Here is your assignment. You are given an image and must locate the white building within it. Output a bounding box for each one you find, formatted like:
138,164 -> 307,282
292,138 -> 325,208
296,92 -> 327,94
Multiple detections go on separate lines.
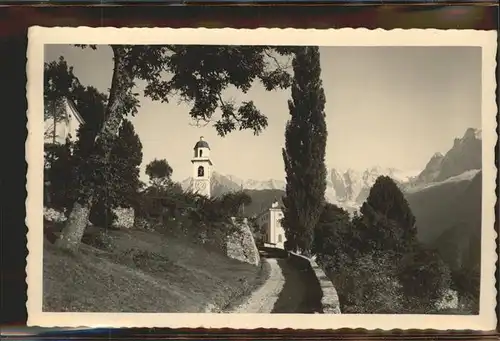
257,201 -> 286,249
191,136 -> 213,198
44,97 -> 85,145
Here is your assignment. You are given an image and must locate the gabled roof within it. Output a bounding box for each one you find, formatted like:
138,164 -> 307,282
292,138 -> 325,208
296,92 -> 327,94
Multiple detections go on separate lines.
64,97 -> 85,125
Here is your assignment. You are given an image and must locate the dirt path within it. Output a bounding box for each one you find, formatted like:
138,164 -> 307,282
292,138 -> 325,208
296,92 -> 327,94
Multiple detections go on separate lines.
230,258 -> 285,313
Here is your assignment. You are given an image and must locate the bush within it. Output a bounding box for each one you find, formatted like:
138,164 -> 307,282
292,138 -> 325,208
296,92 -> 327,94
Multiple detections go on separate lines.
81,229 -> 115,251
451,265 -> 480,314
398,246 -> 452,312
314,197 -> 454,314
332,252 -> 405,314
115,248 -> 175,273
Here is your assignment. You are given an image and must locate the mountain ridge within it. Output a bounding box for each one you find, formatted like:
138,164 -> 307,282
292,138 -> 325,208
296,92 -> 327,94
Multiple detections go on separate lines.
180,127 -> 483,277
180,127 -> 482,215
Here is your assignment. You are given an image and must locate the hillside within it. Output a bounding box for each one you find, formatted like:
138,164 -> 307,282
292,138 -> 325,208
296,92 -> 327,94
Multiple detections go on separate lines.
402,127 -> 482,273
242,189 -> 286,217
43,225 -> 269,312
405,170 -> 482,271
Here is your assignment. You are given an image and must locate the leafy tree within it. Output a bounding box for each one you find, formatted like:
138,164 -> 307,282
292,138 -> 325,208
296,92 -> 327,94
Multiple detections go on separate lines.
44,138 -> 75,212
359,175 -> 418,255
72,85 -> 108,141
111,119 -> 144,207
313,203 -> 352,264
43,59 -> 144,231
56,44 -> 295,250
43,60 -> 106,219
63,82 -> 141,224
313,205 -> 369,262
354,176 -> 452,313
218,191 -> 252,217
145,158 -> 173,189
44,56 -> 81,105
88,119 -> 144,228
282,46 -> 328,255
43,57 -> 109,212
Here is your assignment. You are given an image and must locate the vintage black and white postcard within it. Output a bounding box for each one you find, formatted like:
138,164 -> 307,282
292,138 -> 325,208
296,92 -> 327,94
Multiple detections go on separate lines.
26,27 -> 497,330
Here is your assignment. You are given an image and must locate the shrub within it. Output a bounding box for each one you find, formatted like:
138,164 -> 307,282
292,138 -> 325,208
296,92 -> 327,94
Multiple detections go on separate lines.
398,246 -> 452,313
115,248 -> 175,274
81,229 -> 115,251
336,253 -> 405,314
451,264 -> 480,314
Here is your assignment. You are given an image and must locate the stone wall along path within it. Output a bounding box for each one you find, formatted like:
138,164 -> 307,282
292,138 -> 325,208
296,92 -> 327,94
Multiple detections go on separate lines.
290,253 -> 341,314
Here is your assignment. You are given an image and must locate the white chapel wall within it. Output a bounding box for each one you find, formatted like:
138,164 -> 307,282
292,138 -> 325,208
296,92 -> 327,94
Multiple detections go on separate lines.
44,98 -> 82,145
65,99 -> 82,142
44,120 -> 68,145
258,206 -> 286,249
269,209 -> 286,249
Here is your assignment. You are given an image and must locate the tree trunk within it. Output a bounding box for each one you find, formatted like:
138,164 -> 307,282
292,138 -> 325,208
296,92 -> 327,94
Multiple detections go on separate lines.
55,46 -> 134,251
55,199 -> 92,250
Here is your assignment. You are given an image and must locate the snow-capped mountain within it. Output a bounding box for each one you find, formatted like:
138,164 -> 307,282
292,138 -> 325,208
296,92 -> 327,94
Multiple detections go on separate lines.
180,167 -> 418,212
405,169 -> 481,195
181,171 -> 287,198
180,127 -> 482,213
326,166 -> 420,208
407,127 -> 482,190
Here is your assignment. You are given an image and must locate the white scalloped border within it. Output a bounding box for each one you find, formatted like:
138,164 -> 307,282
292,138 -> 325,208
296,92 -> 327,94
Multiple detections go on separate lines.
26,27 -> 498,330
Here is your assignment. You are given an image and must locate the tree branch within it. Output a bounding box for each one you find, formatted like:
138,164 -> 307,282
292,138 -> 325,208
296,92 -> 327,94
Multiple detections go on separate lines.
264,50 -> 292,72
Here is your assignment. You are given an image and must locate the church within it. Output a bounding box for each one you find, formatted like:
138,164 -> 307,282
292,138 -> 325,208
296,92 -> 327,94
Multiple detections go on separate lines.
191,136 -> 213,198
189,136 -> 286,249
256,201 -> 287,249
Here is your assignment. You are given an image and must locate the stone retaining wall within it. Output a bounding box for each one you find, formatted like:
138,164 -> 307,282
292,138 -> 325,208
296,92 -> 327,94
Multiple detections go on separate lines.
226,217 -> 261,266
290,252 -> 341,314
112,207 -> 135,229
44,206 -> 135,229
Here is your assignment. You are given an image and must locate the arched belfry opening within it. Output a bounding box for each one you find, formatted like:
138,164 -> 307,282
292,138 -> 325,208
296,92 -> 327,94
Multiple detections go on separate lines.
198,166 -> 205,177
191,136 -> 212,198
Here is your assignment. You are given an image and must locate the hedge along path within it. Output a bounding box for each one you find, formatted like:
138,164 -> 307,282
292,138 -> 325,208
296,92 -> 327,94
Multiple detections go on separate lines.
229,258 -> 285,313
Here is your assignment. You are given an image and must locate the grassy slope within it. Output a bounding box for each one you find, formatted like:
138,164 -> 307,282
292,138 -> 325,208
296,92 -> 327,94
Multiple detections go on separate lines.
44,226 -> 269,313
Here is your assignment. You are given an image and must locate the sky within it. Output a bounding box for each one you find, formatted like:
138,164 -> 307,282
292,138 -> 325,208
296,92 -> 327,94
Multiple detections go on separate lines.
44,45 -> 481,183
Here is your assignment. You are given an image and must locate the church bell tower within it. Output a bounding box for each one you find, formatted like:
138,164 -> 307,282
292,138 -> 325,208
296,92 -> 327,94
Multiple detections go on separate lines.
191,136 -> 213,198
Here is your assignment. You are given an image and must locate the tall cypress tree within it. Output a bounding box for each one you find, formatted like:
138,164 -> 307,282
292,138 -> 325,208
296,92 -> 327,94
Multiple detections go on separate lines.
282,46 -> 328,255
